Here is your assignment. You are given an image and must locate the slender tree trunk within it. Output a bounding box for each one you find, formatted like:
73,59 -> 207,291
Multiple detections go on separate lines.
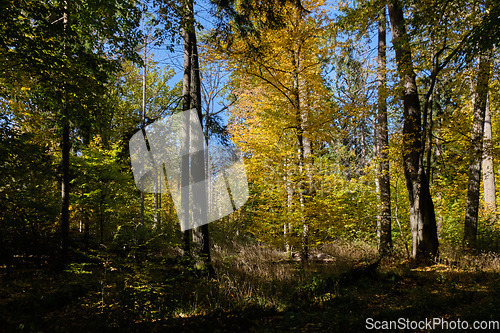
374,122 -> 380,195
285,159 -> 293,256
60,3 -> 70,260
100,204 -> 104,244
434,95 -> 444,238
84,213 -> 89,250
291,53 -> 308,262
181,5 -> 192,255
359,115 -> 367,173
422,41 -> 438,182
464,53 -> 492,250
183,0 -> 212,272
388,1 -> 438,261
151,31 -> 160,230
61,120 -> 70,256
424,95 -> 434,181
140,31 -> 147,227
482,94 -> 496,217
154,183 -> 160,229
377,7 -> 392,256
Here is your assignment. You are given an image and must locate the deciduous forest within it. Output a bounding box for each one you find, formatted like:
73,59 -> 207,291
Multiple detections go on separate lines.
1,0 -> 500,331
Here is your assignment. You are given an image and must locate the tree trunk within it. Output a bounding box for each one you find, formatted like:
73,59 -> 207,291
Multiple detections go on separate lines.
142,33 -> 161,230
100,205 -> 104,244
377,7 -> 392,256
181,4 -> 192,254
285,159 -> 293,256
388,1 -> 438,261
154,180 -> 160,229
140,29 -> 147,227
482,93 -> 496,217
61,119 -> 70,258
424,94 -> 434,181
292,54 -> 308,262
60,0 -> 70,262
182,0 -> 212,272
84,213 -> 89,250
464,53 -> 492,250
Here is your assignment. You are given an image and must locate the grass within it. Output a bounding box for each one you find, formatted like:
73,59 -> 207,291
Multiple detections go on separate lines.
1,240 -> 499,332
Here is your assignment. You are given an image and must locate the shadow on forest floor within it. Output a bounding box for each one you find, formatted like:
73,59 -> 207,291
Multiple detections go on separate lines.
1,242 -> 499,332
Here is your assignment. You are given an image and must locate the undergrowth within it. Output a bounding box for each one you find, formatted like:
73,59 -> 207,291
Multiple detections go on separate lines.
0,240 -> 499,332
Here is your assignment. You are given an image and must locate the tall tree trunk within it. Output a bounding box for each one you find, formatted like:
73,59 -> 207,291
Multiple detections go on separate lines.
100,203 -> 104,244
292,52 -> 308,262
434,92 -> 444,238
61,120 -> 70,257
141,32 -> 161,230
424,94 -> 434,181
482,94 -> 496,217
377,7 -> 392,256
182,0 -> 212,272
464,53 -> 492,250
285,159 -> 293,256
84,213 -> 89,250
288,5 -> 312,263
60,2 -> 70,261
388,1 -> 438,261
140,12 -> 147,228
181,3 -> 192,255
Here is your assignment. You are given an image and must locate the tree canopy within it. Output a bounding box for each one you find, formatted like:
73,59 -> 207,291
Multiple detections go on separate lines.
1,0 -> 500,330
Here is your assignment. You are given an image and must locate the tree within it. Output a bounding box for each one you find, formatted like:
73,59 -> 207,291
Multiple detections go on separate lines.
463,51 -> 492,250
330,47 -> 373,182
387,0 -> 439,261
216,0 -> 335,256
377,6 -> 392,256
179,0 -> 212,271
1,0 -> 141,261
0,115 -> 58,265
72,136 -> 136,246
482,93 -> 496,217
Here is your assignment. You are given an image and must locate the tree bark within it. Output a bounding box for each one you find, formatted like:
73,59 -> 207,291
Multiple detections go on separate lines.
182,0 -> 212,272
292,49 -> 310,262
377,7 -> 392,256
61,120 -> 70,257
140,20 -> 147,228
141,33 -> 161,230
60,3 -> 70,261
84,213 -> 89,250
464,53 -> 492,250
388,0 -> 438,261
285,159 -> 293,256
482,93 -> 496,217
181,3 -> 192,254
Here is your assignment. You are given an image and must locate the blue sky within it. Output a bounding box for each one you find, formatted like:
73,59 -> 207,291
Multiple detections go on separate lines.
142,1 -> 394,131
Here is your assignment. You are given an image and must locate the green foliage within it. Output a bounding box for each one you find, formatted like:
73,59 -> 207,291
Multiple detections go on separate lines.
0,115 -> 59,255
72,136 -> 140,245
477,213 -> 500,251
2,0 -> 500,329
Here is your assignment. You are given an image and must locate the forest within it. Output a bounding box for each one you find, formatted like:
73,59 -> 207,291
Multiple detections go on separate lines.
1,0 -> 500,331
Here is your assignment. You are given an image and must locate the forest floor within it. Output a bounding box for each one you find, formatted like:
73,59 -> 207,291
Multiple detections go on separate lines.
1,241 -> 499,332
